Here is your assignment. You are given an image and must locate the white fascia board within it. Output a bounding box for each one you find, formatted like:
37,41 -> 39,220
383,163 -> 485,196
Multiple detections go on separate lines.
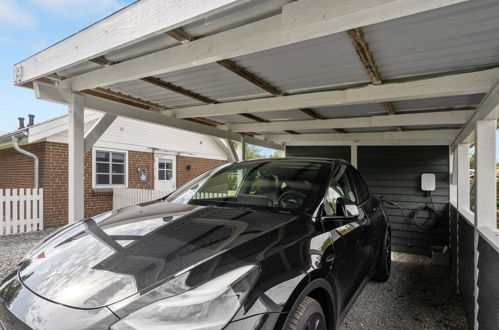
225,110 -> 474,133
452,81 -> 499,147
283,139 -> 455,146
267,129 -> 459,144
60,0 -> 468,91
14,0 -> 248,85
170,68 -> 499,118
33,81 -> 282,150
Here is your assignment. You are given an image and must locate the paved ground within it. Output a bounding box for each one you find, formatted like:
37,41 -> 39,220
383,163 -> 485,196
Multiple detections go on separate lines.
0,231 -> 467,329
340,252 -> 467,330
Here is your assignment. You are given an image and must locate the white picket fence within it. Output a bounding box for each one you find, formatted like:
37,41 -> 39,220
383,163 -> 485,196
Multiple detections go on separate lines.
0,188 -> 44,236
113,188 -> 169,209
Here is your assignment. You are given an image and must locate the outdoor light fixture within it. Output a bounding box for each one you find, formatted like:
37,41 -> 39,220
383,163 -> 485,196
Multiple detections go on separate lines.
186,164 -> 192,171
137,167 -> 148,182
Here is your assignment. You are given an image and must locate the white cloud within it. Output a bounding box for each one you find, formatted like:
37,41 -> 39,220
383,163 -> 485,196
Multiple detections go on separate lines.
31,0 -> 126,19
0,0 -> 38,30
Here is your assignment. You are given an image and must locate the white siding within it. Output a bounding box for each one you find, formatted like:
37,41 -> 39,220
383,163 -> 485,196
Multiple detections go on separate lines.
46,111 -> 228,160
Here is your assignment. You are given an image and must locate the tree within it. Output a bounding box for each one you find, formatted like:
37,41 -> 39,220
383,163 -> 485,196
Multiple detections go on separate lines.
244,144 -> 264,160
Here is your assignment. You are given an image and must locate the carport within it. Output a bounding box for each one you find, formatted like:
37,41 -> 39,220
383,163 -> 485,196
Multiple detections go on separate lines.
13,0 -> 498,328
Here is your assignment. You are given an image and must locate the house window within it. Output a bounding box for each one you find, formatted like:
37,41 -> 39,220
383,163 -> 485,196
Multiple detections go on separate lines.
158,158 -> 173,181
94,150 -> 127,186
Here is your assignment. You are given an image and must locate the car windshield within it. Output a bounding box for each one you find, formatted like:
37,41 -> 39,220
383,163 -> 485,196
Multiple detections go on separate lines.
166,160 -> 329,212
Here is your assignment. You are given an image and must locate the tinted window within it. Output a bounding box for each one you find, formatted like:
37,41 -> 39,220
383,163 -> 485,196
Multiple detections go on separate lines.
348,166 -> 369,203
167,160 -> 327,212
324,163 -> 356,215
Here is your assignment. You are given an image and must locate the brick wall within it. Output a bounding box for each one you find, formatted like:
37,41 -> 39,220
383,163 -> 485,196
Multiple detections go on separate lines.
0,141 -> 226,227
176,155 -> 226,187
0,142 -> 44,189
128,151 -> 154,189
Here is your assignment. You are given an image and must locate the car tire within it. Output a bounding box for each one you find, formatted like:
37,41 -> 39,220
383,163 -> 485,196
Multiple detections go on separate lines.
286,296 -> 327,330
372,229 -> 391,282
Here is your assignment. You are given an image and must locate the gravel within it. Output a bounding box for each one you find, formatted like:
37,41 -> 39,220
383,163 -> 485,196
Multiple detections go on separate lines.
0,229 -> 55,282
0,232 -> 467,329
339,252 -> 467,330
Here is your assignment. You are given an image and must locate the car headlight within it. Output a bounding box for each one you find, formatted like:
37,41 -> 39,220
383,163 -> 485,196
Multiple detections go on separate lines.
110,264 -> 259,330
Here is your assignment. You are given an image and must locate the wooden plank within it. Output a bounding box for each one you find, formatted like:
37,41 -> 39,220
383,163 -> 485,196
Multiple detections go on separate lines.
347,28 -> 381,85
19,189 -> 25,233
38,189 -> 44,230
141,77 -> 215,104
84,114 -> 117,153
5,189 -> 11,235
12,189 -> 18,234
26,189 -> 32,232
167,68 -> 499,118
166,27 -> 193,43
59,0 -> 468,91
0,190 -> 3,235
217,59 -> 283,96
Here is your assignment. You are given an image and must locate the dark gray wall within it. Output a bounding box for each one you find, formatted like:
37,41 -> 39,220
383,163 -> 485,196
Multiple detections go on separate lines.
457,215 -> 474,330
477,235 -> 499,330
286,145 -> 450,256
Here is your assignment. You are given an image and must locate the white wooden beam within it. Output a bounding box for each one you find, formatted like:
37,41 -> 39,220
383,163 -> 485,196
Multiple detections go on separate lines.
169,69 -> 499,118
60,0 -> 468,91
14,0 -> 248,85
224,110 -> 474,133
267,129 -> 459,144
475,120 -> 497,229
453,81 -> 499,147
34,81 -> 283,151
456,143 -> 470,211
351,145 -> 358,168
283,139 -> 456,146
212,138 -> 235,162
84,114 -> 117,153
226,139 -> 239,162
68,93 -> 85,223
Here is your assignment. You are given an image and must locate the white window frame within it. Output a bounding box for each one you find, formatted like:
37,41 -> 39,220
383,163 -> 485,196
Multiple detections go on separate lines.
92,147 -> 128,189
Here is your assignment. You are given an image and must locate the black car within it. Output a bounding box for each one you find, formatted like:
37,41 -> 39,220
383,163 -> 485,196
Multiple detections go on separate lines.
0,158 -> 390,330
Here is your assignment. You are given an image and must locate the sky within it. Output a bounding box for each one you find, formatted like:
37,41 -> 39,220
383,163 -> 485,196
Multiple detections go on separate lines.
0,0 -> 135,133
0,0 -> 497,158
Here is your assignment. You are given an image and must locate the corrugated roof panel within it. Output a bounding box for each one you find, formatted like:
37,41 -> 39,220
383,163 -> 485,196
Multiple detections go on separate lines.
232,32 -> 370,93
155,63 -> 269,102
346,127 -> 398,133
105,34 -> 178,63
313,104 -> 388,119
393,94 -> 484,112
364,0 -> 499,80
107,80 -> 203,107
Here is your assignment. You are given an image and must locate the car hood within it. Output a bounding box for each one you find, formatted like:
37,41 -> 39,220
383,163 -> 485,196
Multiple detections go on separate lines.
18,201 -> 302,309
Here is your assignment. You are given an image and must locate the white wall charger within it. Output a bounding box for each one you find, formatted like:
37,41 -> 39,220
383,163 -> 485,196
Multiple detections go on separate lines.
421,173 -> 436,191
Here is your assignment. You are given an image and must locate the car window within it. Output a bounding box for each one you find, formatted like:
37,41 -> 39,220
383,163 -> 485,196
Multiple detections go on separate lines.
348,166 -> 369,203
324,163 -> 356,215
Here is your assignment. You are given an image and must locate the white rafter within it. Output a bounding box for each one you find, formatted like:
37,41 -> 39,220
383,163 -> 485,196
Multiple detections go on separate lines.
167,69 -> 499,118
224,110 -> 474,133
33,81 -> 283,150
56,0 -> 468,91
268,129 -> 459,145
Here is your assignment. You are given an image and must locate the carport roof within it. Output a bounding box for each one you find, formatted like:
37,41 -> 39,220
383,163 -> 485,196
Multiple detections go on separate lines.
15,0 -> 499,149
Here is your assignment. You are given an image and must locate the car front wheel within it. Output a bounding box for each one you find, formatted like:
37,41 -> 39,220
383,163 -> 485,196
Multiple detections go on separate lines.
286,296 -> 327,330
372,229 -> 391,282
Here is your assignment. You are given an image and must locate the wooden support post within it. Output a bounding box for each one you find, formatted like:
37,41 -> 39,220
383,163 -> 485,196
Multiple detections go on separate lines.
475,119 -> 497,229
456,143 -> 470,212
351,145 -> 358,168
68,93 -> 85,223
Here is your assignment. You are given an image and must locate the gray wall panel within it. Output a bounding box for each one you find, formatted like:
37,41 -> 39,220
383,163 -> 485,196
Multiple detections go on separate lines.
477,235 -> 499,330
286,145 -> 450,256
457,216 -> 474,330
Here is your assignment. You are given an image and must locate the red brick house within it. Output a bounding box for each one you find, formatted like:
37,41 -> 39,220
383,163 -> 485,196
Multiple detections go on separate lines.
0,111 -> 230,228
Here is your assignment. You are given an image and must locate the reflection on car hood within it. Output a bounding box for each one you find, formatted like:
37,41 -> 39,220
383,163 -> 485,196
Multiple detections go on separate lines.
18,201 -> 301,309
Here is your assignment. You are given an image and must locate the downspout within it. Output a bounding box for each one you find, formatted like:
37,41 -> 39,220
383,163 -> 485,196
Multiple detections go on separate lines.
12,135 -> 39,189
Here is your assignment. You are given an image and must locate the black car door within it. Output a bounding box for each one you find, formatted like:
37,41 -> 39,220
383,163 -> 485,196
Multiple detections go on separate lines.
348,166 -> 385,275
322,163 -> 367,310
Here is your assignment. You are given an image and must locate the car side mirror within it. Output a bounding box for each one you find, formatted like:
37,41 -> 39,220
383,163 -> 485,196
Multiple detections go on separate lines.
321,198 -> 359,223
